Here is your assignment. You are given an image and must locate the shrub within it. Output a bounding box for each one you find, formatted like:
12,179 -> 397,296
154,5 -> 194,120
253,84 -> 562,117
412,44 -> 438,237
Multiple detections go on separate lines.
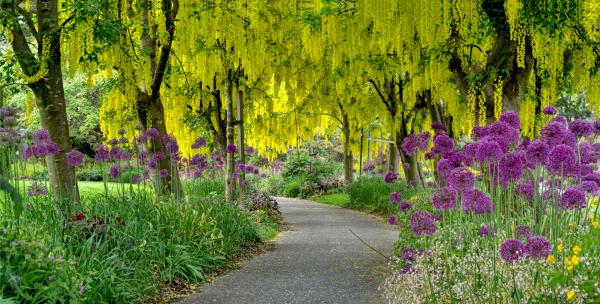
347,176 -> 422,214
76,167 -> 104,181
243,189 -> 280,216
282,177 -> 303,198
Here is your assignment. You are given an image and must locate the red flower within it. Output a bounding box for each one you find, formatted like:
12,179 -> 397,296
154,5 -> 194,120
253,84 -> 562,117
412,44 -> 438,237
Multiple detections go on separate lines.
71,212 -> 86,221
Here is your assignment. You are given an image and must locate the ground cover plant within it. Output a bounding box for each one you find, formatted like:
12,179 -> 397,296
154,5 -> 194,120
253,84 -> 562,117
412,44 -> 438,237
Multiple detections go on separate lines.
384,110 -> 600,303
0,107 -> 279,303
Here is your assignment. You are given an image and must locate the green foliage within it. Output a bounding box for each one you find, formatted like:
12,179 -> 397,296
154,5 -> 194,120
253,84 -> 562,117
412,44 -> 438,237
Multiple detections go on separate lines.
347,176 -> 422,215
0,227 -> 80,303
314,193 -> 350,208
282,176 -> 304,198
184,178 -> 226,200
254,175 -> 285,196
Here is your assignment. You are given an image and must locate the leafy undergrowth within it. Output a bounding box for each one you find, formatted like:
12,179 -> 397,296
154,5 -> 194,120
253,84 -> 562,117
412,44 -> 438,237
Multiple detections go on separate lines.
314,193 -> 351,208
1,179 -> 280,303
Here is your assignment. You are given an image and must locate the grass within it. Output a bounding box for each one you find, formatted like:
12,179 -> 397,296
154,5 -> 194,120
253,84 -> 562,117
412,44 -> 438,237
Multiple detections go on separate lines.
314,193 -> 350,208
1,177 -> 281,303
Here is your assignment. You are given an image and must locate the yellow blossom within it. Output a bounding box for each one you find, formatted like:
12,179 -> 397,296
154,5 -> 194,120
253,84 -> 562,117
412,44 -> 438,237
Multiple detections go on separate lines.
546,255 -> 555,264
573,246 -> 581,255
566,289 -> 576,301
467,167 -> 480,176
590,198 -> 599,207
564,257 -> 574,271
557,243 -> 563,253
592,220 -> 599,228
571,255 -> 580,266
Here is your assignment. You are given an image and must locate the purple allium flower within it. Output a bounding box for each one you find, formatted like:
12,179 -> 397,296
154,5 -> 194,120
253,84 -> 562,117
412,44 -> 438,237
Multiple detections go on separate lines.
569,119 -> 594,137
107,138 -> 118,145
244,165 -> 255,174
145,128 -> 160,139
118,137 -> 128,144
389,192 -> 402,204
402,247 -> 421,262
109,165 -> 120,178
436,158 -> 453,178
594,120 -> 600,135
559,187 -> 586,210
472,125 -> 489,139
479,224 -> 496,237
499,152 -> 524,186
540,121 -> 567,147
226,144 -> 237,154
165,139 -> 179,155
33,130 -> 50,144
432,187 -> 457,210
545,144 -> 577,176
578,142 -> 598,164
132,175 -> 141,184
400,202 -> 411,212
581,181 -> 599,193
582,173 -> 600,188
525,140 -> 549,167
432,134 -> 454,155
411,211 -> 437,236
94,145 -> 110,162
109,146 -> 122,160
192,137 -> 207,149
500,112 -> 521,129
462,142 -> 478,164
23,145 -> 33,160
147,160 -> 157,170
499,239 -> 526,263
431,121 -> 446,132
542,105 -> 557,115
475,139 -> 503,163
515,225 -> 532,239
525,236 -> 552,259
152,152 -> 165,162
384,171 -> 398,183
552,115 -> 567,126
401,132 -> 430,156
388,215 -> 397,225
448,167 -> 475,191
245,146 -> 255,154
231,172 -> 240,180
488,121 -> 519,150
66,150 -> 84,167
159,169 -> 169,178
462,189 -> 493,214
516,181 -> 534,200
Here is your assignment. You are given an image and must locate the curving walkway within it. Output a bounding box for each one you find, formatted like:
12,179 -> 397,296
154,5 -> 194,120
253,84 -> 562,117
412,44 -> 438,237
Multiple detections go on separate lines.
176,197 -> 398,304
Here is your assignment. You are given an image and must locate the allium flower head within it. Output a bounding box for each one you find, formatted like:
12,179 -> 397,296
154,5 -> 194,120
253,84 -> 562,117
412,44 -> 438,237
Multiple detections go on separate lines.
516,181 -> 534,200
411,210 -> 437,236
525,140 -> 549,167
472,125 -> 489,140
27,182 -> 48,197
499,152 -> 524,186
447,167 -> 475,191
525,236 -> 552,259
109,165 -> 120,178
432,134 -> 454,155
402,247 -> 421,262
559,187 -> 586,210
569,119 -> 594,137
594,120 -> 600,135
388,215 -> 397,225
33,130 -> 51,144
145,128 -> 160,139
499,239 -> 526,263
500,112 -> 521,129
159,169 -> 169,178
540,121 -> 567,147
226,144 -> 237,154
542,105 -> 557,115
94,145 -> 110,163
479,224 -> 496,237
432,187 -> 457,210
545,144 -> 577,176
245,146 -> 255,154
515,225 -> 532,239
578,142 -> 598,164
475,139 -> 503,163
389,192 -> 402,204
400,202 -> 411,212
431,121 -> 445,132
462,189 -> 493,214
551,115 -> 567,126
488,121 -> 519,149
581,181 -> 599,193
66,150 -> 84,167
384,171 -> 398,183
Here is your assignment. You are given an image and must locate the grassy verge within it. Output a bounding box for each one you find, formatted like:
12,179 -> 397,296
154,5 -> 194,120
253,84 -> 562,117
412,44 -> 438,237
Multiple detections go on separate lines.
1,178 -> 281,303
314,193 -> 350,208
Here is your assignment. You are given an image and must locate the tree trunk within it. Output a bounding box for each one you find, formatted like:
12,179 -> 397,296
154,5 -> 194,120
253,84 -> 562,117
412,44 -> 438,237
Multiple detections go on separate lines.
7,0 -> 80,205
236,84 -> 246,195
341,110 -> 353,184
224,69 -> 236,203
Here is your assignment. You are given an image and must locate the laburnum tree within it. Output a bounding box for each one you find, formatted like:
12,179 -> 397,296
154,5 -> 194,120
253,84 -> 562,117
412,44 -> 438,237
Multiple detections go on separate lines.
0,0 -> 93,204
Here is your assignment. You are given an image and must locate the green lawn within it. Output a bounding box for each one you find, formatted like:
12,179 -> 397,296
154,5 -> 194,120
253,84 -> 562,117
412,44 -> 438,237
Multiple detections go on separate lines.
19,180 -> 137,196
314,193 -> 350,208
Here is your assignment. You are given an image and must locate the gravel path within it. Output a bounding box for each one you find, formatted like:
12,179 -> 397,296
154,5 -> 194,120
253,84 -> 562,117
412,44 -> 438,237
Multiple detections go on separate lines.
176,197 -> 398,304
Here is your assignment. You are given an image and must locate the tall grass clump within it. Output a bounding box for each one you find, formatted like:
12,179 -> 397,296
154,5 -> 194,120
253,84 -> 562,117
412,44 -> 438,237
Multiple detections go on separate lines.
384,111 -> 600,303
347,176 -> 424,215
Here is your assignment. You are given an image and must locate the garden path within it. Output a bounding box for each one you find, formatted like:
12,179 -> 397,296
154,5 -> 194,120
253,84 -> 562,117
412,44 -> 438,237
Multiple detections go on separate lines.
176,197 -> 398,304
